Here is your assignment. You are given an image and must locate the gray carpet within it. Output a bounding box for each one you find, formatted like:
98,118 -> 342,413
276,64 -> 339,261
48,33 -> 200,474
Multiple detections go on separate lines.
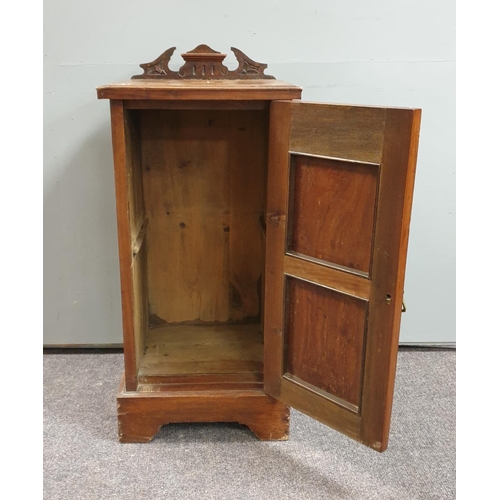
43,350 -> 455,500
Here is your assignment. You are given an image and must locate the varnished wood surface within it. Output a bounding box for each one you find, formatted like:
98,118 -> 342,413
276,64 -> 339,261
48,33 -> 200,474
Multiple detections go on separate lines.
283,254 -> 371,300
133,45 -> 275,81
124,110 -> 145,243
289,155 -> 378,274
290,102 -> 386,164
282,374 -> 358,413
359,108 -> 422,451
137,381 -> 264,392
117,377 -> 289,442
285,278 -> 367,407
141,109 -> 267,324
97,79 -> 302,101
137,371 -> 263,392
263,101 -> 292,398
264,100 -> 421,452
104,75 -> 421,450
138,324 -> 263,377
110,101 -> 138,390
131,244 -> 147,372
124,100 -> 268,110
280,376 -> 360,441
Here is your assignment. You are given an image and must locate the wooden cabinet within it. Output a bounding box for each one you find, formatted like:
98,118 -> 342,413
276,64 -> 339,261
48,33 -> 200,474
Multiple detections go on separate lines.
97,45 -> 421,452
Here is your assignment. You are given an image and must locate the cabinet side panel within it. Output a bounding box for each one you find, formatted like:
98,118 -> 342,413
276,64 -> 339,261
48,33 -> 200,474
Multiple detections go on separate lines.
110,100 -> 137,390
228,109 -> 268,322
124,110 -> 146,242
132,244 -> 148,367
125,110 -> 147,367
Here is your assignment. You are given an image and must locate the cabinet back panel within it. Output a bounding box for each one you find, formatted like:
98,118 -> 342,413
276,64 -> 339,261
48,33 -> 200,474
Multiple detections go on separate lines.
140,109 -> 268,325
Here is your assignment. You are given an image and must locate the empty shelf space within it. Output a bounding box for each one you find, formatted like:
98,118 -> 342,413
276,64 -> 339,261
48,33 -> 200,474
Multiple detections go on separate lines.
138,324 -> 263,382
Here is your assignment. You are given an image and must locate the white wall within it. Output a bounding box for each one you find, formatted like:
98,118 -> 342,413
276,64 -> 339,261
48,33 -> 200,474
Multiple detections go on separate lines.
43,0 -> 455,344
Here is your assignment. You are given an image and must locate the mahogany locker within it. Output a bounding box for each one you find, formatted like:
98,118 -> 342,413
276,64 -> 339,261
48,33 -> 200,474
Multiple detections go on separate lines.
97,45 -> 421,452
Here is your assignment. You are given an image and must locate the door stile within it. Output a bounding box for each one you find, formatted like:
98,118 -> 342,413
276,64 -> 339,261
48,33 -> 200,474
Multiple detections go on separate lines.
359,108 -> 422,450
263,100 -> 292,398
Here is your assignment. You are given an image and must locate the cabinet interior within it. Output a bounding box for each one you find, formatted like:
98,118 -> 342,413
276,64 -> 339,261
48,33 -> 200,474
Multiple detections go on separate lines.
125,104 -> 270,388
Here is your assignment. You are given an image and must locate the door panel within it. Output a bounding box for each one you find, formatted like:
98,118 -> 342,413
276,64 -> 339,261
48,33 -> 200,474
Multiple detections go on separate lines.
289,154 -> 378,275
285,277 -> 367,409
264,101 -> 421,452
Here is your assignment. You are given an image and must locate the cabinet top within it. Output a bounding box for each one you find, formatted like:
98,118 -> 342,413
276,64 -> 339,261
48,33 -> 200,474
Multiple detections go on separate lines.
97,78 -> 302,101
96,44 -> 302,101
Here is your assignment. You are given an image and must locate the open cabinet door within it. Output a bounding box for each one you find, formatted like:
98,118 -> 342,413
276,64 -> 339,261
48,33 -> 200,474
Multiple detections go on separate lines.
264,101 -> 421,452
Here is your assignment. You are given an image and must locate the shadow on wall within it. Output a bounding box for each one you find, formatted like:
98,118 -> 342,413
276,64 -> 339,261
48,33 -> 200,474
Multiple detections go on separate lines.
43,103 -> 123,345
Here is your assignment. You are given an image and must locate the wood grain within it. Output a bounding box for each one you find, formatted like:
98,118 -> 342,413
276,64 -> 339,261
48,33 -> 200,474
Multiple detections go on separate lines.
289,154 -> 378,274
109,101 -> 138,390
139,324 -> 263,377
263,101 -> 292,397
132,45 -> 276,80
228,111 -> 268,321
264,100 -> 421,452
124,109 -> 145,242
117,377 -> 289,442
131,244 -> 147,370
97,79 -> 302,101
141,109 -> 267,324
124,100 -> 267,110
280,376 -> 361,441
359,108 -> 422,451
125,111 -> 148,371
137,381 -> 263,392
282,374 -> 358,413
285,278 -> 367,407
104,73 -> 421,450
137,372 -> 262,390
290,102 -> 386,164
283,254 -> 371,301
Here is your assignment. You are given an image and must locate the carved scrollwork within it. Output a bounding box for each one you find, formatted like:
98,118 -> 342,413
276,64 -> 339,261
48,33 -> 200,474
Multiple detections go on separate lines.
132,45 -> 275,80
229,47 -> 274,79
132,46 -> 178,79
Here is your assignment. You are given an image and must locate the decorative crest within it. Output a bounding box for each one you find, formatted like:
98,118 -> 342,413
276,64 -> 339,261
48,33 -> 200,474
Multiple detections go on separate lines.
132,44 -> 275,80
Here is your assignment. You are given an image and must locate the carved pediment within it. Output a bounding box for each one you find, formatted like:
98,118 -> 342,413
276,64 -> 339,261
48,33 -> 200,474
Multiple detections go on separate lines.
132,45 -> 275,80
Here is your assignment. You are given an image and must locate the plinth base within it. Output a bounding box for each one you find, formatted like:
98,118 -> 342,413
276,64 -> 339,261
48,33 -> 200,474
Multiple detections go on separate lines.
116,376 -> 290,442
